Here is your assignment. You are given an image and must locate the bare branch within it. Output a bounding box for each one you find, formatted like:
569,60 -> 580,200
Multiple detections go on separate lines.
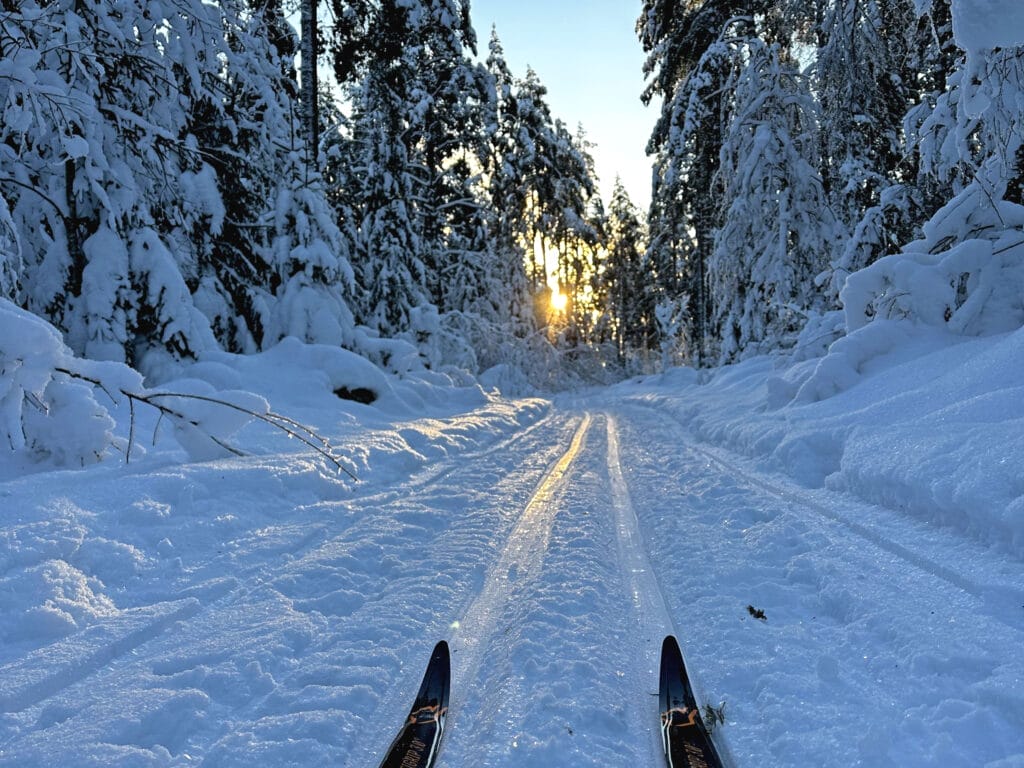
52,367 -> 357,480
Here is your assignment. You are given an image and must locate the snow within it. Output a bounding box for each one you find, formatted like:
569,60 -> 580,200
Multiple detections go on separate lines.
951,0 -> 1024,53
2,307 -> 1024,766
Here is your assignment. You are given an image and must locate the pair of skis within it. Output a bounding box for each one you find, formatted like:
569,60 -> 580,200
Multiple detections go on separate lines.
377,636 -> 724,768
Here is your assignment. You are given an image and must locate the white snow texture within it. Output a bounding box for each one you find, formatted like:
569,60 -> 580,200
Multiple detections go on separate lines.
1,299 -> 1023,767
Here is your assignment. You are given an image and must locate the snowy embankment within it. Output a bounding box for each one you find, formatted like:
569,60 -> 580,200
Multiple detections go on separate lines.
2,294 -> 1024,767
617,324 -> 1024,557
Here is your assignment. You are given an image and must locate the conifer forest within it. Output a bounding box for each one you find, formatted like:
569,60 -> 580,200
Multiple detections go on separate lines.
2,0 -> 1022,386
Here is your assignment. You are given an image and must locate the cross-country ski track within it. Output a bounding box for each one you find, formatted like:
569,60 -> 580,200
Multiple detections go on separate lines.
2,401 -> 1023,767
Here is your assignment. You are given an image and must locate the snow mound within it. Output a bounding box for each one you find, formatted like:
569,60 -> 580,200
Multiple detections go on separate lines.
952,0 -> 1024,53
0,299 -> 133,469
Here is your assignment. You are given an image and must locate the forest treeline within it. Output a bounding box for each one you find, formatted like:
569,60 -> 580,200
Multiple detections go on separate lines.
642,0 -> 1024,366
2,0 -> 1023,387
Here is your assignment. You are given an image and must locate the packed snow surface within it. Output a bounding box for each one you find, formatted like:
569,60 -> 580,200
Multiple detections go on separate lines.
2,327 -> 1024,767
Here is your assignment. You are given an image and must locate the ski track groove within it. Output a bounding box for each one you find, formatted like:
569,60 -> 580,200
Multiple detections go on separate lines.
0,598 -> 202,715
342,410 -> 584,768
604,413 -> 688,766
445,414 -> 592,737
624,400 -> 1024,635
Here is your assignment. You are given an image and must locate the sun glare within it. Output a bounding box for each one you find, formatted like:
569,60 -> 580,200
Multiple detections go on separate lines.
550,291 -> 567,312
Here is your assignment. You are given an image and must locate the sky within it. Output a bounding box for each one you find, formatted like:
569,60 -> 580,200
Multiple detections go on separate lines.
468,0 -> 657,210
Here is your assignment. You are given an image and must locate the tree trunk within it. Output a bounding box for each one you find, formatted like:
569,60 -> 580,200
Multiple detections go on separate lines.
301,0 -> 319,165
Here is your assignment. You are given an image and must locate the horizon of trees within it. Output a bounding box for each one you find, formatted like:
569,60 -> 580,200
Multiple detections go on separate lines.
2,0 -> 1022,390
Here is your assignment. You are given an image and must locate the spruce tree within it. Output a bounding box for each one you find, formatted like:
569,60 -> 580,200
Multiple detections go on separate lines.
711,36 -> 835,361
1,0 -> 225,366
605,179 -> 654,366
639,5 -> 744,365
480,30 -> 537,340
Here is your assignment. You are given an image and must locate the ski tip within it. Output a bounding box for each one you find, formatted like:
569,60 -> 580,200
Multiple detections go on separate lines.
430,640 -> 450,667
661,634 -> 681,660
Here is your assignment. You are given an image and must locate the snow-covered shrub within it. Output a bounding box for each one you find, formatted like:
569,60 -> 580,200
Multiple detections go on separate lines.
0,299 -> 130,466
0,300 -> 346,471
842,190 -> 1024,337
794,191 -> 1024,404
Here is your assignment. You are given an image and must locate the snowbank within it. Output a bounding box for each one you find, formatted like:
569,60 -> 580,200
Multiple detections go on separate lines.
1,300 -> 546,482
613,325 -> 1024,555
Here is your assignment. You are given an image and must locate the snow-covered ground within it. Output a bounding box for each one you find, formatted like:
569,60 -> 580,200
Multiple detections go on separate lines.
2,323 -> 1024,767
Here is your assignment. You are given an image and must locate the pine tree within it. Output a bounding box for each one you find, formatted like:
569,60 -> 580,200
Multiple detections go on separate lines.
549,122 -> 599,345
326,0 -> 488,354
344,72 -> 428,337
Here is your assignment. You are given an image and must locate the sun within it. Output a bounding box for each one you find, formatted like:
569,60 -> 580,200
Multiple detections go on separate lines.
550,290 -> 568,312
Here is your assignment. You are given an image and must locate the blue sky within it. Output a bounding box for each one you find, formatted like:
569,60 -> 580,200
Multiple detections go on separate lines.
468,1 -> 656,210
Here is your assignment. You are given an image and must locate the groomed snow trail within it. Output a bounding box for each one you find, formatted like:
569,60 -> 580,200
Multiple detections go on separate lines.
2,399 -> 1023,767
438,411 -> 688,768
608,399 -> 1024,767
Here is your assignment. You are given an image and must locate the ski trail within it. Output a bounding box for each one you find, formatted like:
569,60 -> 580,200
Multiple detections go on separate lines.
629,400 -> 1024,635
606,413 -> 675,640
684,439 -> 1024,627
607,412 -> 741,768
604,414 -> 675,760
448,413 -> 592,716
611,402 -> 1024,766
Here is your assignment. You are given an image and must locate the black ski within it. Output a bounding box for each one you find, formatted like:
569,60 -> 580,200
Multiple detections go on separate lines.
378,640 -> 450,768
659,635 -> 725,768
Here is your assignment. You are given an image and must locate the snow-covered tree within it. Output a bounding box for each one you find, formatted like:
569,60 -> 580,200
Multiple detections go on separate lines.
0,0 -> 356,367
843,9 -> 1024,341
341,73 -> 427,338
811,0 -> 921,300
1,0 -> 224,367
639,6 -> 747,365
481,32 -> 540,337
326,0 -> 489,360
710,37 -> 836,361
602,179 -> 654,366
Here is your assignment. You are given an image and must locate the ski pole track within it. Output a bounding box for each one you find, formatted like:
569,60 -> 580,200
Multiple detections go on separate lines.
609,402 -> 1024,767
